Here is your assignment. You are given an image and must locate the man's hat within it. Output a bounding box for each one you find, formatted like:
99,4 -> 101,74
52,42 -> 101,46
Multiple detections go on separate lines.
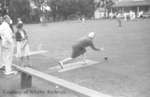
88,32 -> 95,39
18,20 -> 23,24
17,20 -> 23,28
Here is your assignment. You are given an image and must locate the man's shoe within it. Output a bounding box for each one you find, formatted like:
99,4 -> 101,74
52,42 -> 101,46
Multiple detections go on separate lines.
59,61 -> 64,69
0,64 -> 4,69
3,71 -> 18,75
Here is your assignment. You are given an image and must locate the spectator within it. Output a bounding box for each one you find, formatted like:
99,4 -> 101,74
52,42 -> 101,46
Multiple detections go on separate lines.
59,32 -> 103,69
15,20 -> 31,67
0,16 -> 17,75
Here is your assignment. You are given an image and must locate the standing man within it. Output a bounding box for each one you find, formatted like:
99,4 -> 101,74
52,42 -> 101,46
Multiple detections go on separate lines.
116,13 -> 122,27
0,27 -> 2,69
59,32 -> 104,69
4,15 -> 14,32
0,16 -> 16,75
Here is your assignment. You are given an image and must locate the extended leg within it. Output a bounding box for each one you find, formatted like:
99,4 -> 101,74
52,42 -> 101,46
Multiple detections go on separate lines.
20,56 -> 24,66
3,48 -> 17,75
59,57 -> 73,69
82,53 -> 87,64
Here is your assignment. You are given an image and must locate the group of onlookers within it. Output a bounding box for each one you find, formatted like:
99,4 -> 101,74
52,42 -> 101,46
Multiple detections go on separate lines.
109,10 -> 144,20
0,15 -> 30,75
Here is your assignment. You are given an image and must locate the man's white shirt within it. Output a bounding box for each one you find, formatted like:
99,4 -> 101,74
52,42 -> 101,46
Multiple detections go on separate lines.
0,21 -> 14,48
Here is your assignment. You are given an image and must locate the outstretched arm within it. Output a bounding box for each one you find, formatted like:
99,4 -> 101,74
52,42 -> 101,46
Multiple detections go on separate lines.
90,42 -> 100,51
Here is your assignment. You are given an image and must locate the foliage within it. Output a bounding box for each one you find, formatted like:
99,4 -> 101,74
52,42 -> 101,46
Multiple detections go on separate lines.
0,0 -> 114,23
49,0 -> 95,21
8,0 -> 30,23
95,0 -> 114,11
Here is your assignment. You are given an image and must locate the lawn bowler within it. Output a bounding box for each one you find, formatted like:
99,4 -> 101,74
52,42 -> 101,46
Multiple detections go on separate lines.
59,32 -> 104,69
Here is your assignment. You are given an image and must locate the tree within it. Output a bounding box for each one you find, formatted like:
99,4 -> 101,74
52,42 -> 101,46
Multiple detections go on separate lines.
94,0 -> 114,18
49,0 -> 95,21
105,0 -> 114,11
8,0 -> 30,23
105,0 -> 114,18
3,0 -> 98,23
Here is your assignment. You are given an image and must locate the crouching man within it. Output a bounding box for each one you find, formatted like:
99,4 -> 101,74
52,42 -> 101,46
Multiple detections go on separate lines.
59,32 -> 104,69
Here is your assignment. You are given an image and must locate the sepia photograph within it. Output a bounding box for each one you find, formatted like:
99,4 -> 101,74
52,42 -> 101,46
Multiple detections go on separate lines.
0,0 -> 150,97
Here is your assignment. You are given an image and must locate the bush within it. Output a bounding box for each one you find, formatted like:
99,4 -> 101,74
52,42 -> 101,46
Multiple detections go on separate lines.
6,0 -> 96,23
49,0 -> 95,21
8,0 -> 30,23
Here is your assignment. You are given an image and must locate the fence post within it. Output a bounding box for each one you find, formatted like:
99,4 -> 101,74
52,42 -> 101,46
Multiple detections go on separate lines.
21,72 -> 32,89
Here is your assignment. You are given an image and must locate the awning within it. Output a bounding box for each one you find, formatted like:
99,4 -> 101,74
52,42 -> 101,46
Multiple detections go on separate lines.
112,0 -> 150,7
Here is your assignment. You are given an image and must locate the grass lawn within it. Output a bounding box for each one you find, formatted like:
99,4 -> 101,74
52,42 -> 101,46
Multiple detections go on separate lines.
0,19 -> 150,97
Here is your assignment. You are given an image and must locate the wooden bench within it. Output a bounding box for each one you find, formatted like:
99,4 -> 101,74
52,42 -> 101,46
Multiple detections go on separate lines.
12,64 -> 113,97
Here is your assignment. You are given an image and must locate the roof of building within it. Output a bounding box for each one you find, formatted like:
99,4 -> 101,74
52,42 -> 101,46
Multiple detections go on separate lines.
112,0 -> 150,7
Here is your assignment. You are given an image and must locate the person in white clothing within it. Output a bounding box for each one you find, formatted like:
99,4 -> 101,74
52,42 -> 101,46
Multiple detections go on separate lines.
4,15 -> 14,32
0,16 -> 17,75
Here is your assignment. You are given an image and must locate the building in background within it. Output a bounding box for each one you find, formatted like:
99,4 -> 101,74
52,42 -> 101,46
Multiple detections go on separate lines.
94,0 -> 115,19
94,8 -> 106,19
112,0 -> 150,18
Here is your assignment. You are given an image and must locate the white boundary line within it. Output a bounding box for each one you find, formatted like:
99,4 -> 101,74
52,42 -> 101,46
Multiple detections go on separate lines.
15,50 -> 48,57
13,64 -> 113,97
29,50 -> 48,56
